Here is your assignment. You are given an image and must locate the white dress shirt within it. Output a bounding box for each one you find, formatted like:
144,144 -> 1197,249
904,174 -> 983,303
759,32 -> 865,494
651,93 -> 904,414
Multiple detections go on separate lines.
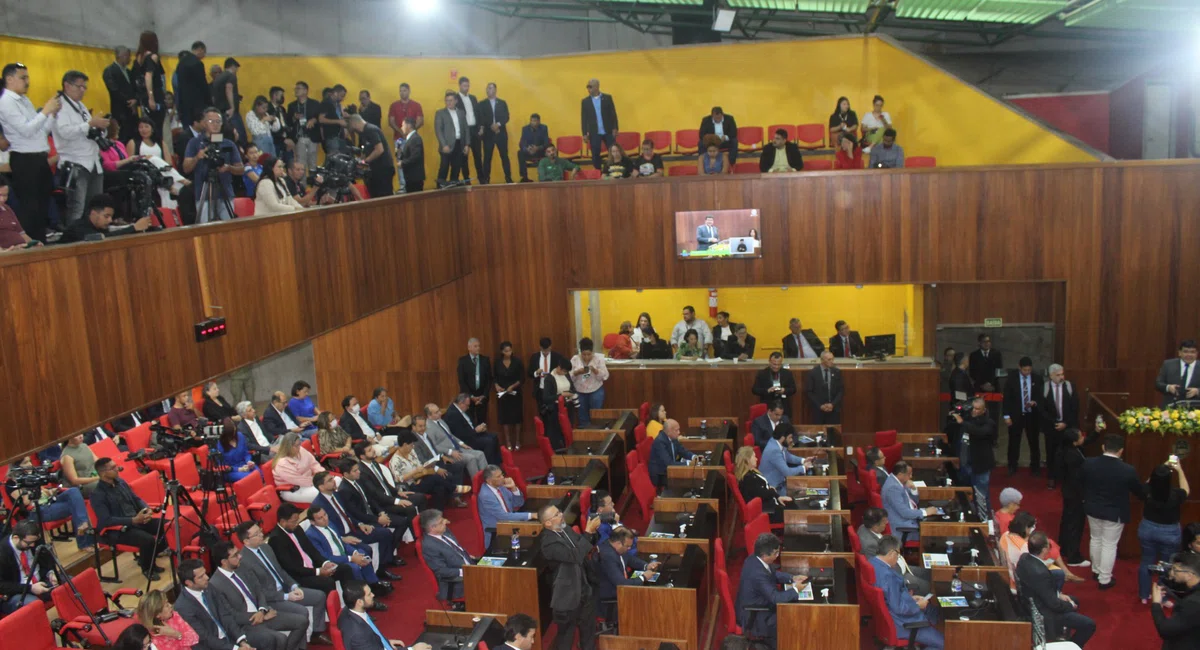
0,90 -> 51,152
275,405 -> 299,430
217,567 -> 258,613
51,96 -> 101,171
184,587 -> 232,642
458,93 -> 476,126
448,109 -> 462,138
489,99 -> 499,125
713,120 -> 725,140
244,418 -> 270,448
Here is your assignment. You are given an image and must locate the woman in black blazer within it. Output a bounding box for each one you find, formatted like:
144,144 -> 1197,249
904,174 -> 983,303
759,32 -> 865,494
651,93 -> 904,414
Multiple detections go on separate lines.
734,446 -> 791,524
201,382 -> 240,422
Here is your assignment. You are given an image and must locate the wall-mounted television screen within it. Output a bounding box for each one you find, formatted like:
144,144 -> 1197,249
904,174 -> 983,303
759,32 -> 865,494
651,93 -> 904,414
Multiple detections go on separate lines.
675,208 -> 761,259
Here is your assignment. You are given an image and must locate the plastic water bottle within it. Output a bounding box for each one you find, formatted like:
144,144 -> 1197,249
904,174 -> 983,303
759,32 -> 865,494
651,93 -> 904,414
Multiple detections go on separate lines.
951,568 -> 963,594
547,470 -> 555,485
701,419 -> 708,431
510,529 -> 521,555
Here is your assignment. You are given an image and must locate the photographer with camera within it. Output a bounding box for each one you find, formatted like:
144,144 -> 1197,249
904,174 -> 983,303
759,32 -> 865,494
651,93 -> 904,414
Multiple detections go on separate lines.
6,455 -> 93,549
62,193 -> 152,242
50,70 -> 110,226
183,107 -> 244,224
92,456 -> 168,580
0,62 -> 61,242
1151,552 -> 1200,648
347,113 -> 394,200
283,160 -> 324,207
950,396 -> 997,513
0,520 -> 58,614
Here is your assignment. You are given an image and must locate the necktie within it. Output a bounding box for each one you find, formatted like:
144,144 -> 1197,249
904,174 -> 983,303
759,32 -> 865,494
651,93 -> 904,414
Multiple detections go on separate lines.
542,354 -> 549,374
1055,384 -> 1063,420
362,612 -> 392,650
843,337 -> 849,355
1022,377 -> 1030,413
494,487 -> 508,512
230,572 -> 258,608
474,355 -> 480,388
288,532 -> 314,568
255,549 -> 285,590
351,482 -> 372,514
19,550 -> 32,578
1183,363 -> 1191,387
796,335 -> 804,358
824,369 -> 831,392
443,535 -> 470,563
322,527 -> 346,555
619,554 -> 627,577
201,591 -> 228,638
331,496 -> 353,530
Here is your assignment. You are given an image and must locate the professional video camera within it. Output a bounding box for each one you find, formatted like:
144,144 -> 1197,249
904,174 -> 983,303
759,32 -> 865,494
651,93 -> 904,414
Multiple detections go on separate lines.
87,125 -> 115,151
146,421 -> 223,459
310,148 -> 364,202
109,158 -> 173,220
946,400 -> 972,426
4,465 -> 60,490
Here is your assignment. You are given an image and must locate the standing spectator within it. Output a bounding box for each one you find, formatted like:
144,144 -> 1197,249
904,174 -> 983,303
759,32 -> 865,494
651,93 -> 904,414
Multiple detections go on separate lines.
51,70 -> 109,226
266,87 -> 291,164
806,351 -> 844,425
828,96 -> 858,143
951,397 -> 998,512
455,77 -> 483,183
287,82 -> 321,171
456,337 -> 493,425
1003,356 -> 1043,475
698,106 -> 738,164
759,128 -> 804,173
1041,363 -> 1079,489
493,341 -> 525,450
868,129 -> 905,169
632,138 -> 664,178
1080,434 -> 1145,589
357,90 -> 381,129
516,113 -> 549,182
347,113 -> 394,199
478,82 -> 511,184
173,42 -> 208,135
211,58 -> 243,144
245,95 -> 280,158
183,107 -> 244,223
538,503 -> 602,650
1057,428 -> 1090,567
670,305 -> 713,350
833,132 -> 863,170
752,353 -> 797,419
102,46 -> 138,143
434,91 -> 468,187
570,338 -> 609,427
1138,460 -> 1190,603
580,78 -> 617,170
861,95 -> 892,150
133,32 -> 166,142
319,84 -> 348,156
0,62 -> 60,241
697,135 -> 730,175
969,333 -> 1003,394
386,82 -> 424,141
398,117 -> 424,193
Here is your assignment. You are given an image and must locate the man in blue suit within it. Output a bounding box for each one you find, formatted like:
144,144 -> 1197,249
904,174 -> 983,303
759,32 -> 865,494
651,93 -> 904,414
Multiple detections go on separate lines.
595,527 -> 659,624
736,533 -> 806,645
750,401 -> 792,450
312,471 -> 401,582
478,465 -> 534,548
648,419 -> 695,487
880,461 -> 938,542
303,506 -> 381,586
696,215 -> 719,251
418,509 -> 475,608
870,536 -> 943,649
337,580 -> 431,650
760,426 -> 810,491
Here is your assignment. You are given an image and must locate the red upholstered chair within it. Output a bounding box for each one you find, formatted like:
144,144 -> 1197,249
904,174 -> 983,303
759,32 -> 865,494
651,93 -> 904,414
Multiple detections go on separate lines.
614,132 -> 640,154
766,124 -> 796,143
247,485 -> 281,532
87,501 -> 147,583
847,524 -> 863,554
129,470 -> 201,555
533,415 -> 545,441
674,129 -> 700,155
714,537 -> 727,577
467,491 -> 486,556
863,580 -> 930,647
50,568 -> 139,646
576,168 -> 602,180
578,487 -> 592,518
326,590 -> 348,650
123,422 -> 153,452
636,437 -> 653,467
875,430 -> 898,447
733,162 -> 759,174
742,513 -> 774,560
537,435 -> 555,470
1,600 -> 83,650
669,165 -> 697,176
639,402 -> 650,425
234,470 -> 267,506
629,464 -> 656,520
625,450 -> 640,474
232,197 -> 255,218
905,156 -> 936,168
634,423 -> 647,445
727,471 -> 748,541
737,126 -> 764,153
846,457 -> 868,505
644,130 -> 671,154
880,442 -> 903,474
500,446 -> 515,468
715,568 -> 742,635
795,123 -> 826,150
556,135 -> 583,160
804,159 -> 833,170
747,403 -> 768,432
155,206 -> 181,228
506,465 -> 528,494
723,449 -> 734,475
557,395 -> 573,446
867,488 -> 884,511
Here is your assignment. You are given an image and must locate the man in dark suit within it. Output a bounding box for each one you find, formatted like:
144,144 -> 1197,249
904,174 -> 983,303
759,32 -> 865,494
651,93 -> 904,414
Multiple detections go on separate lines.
827,320 -> 864,358
1002,356 -> 1043,475
529,337 -> 568,390
1080,434 -> 1144,589
443,393 -> 502,465
477,83 -> 511,184
398,118 -> 424,193
91,457 -> 166,580
751,401 -> 792,450
806,351 -> 844,424
857,508 -> 929,593
698,106 -> 738,164
353,441 -> 426,513
752,353 -> 798,419
1041,363 -> 1079,489
595,527 -> 658,624
0,521 -> 54,614
736,533 -> 805,645
580,79 -> 618,169
175,558 -> 261,650
268,503 -> 354,593
455,77 -> 484,183
1016,532 -> 1095,647
1155,339 -> 1200,407
516,113 -> 550,182
457,338 -> 492,425
338,581 -> 431,650
950,397 -> 997,513
174,42 -> 210,141
1057,429 -> 1089,566
968,333 -> 1003,393
648,419 -> 696,487
233,521 -> 331,645
264,391 -> 306,440
538,502 -> 602,650
418,509 -> 473,606
208,541 -> 308,650
782,318 -> 822,359
1150,552 -> 1200,648
101,46 -> 138,144
327,467 -> 409,572
304,506 -> 383,587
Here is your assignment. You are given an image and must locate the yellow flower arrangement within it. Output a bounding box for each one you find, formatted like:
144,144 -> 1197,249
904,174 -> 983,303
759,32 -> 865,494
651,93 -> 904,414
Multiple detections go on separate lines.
1118,407 -> 1200,436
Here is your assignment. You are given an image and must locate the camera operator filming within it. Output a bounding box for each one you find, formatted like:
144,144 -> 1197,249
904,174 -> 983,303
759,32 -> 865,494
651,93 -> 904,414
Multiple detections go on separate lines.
1150,552 -> 1200,649
183,107 -> 243,223
347,113 -> 394,200
5,455 -> 93,549
50,70 -> 110,227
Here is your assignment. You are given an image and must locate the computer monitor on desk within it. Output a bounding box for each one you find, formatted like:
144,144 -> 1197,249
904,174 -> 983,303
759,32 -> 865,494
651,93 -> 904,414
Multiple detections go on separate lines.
865,334 -> 896,356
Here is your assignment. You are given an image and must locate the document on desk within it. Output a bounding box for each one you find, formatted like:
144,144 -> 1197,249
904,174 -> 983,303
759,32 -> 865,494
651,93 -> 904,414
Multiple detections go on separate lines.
937,596 -> 969,608
911,481 -> 927,488
631,570 -> 660,583
797,435 -> 815,445
922,553 -> 951,569
477,557 -> 507,567
794,582 -> 815,601
648,532 -> 676,539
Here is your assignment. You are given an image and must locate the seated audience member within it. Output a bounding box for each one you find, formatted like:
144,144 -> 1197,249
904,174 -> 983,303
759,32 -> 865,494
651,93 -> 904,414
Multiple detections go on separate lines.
317,411 -> 354,458
1150,551 -> 1200,646
602,143 -> 634,179
60,433 -> 101,496
591,490 -> 630,548
670,305 -> 713,350
645,403 -> 666,440
858,507 -> 929,592
1017,532 -> 1095,647
388,431 -> 460,511
217,420 -> 261,481
288,381 -> 320,433
267,503 -> 357,594
62,193 -> 152,242
423,406 -> 487,481
236,401 -> 278,460
736,533 -> 806,642
1001,511 -> 1078,592
697,134 -> 730,175
0,177 -> 41,251
367,388 -> 403,428
632,139 -> 663,178
828,320 -> 864,358
758,128 -> 804,173
608,321 -> 635,359
208,541 -> 309,650
230,522 -> 331,644
861,95 -> 892,149
1186,521 -> 1200,554
6,457 -> 92,548
329,464 -> 411,564
871,536 -> 943,649
868,128 -> 904,169
722,324 -> 756,360
751,400 -> 792,450
596,526 -> 659,624
516,113 -> 549,182
881,461 -> 938,542
478,464 -> 534,547
338,580 -> 429,649
341,395 -> 397,455
675,328 -> 707,360
443,392 -> 502,465
712,311 -> 737,357
173,560 -> 256,650
734,445 -> 791,523
168,390 -> 200,429
637,329 -> 672,360
136,589 -> 200,650
761,424 -> 809,491
254,154 -> 303,215
241,144 -> 263,195
354,440 -> 425,511
271,432 -> 323,502
264,390 -> 307,440
419,509 -> 475,607
995,486 -> 1023,533
202,381 -> 239,422
92,456 -> 167,579
699,106 -> 738,164
833,132 -> 863,170
536,144 -> 578,182
648,418 -> 695,487
864,446 -> 888,488
303,505 -> 385,588
630,312 -> 653,351
0,521 -> 57,613
828,97 -> 858,143
782,318 -> 820,359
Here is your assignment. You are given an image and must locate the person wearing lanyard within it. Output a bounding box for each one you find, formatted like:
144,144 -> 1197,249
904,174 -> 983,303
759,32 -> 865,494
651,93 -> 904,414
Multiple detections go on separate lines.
0,63 -> 61,241
51,70 -> 110,227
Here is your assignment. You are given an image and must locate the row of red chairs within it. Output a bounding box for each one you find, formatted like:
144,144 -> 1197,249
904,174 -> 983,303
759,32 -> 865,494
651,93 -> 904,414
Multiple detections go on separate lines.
556,124 -> 837,160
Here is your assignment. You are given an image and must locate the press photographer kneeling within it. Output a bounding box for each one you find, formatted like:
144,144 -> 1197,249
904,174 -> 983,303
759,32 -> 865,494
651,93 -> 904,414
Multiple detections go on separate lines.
183,107 -> 244,223
1150,552 -> 1200,647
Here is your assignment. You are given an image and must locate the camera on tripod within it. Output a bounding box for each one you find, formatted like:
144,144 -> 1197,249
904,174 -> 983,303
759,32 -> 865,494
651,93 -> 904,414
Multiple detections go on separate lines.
148,421 -> 223,458
4,465 -> 60,490
310,150 -> 364,201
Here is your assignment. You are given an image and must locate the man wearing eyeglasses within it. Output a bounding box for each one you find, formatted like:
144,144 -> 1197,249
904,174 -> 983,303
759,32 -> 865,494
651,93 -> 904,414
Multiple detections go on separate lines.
1151,552 -> 1200,648
50,70 -> 110,226
183,107 -> 244,223
0,63 -> 61,241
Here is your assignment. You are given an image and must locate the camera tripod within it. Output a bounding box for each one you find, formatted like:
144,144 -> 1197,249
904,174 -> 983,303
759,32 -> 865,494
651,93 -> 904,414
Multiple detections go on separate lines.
22,542 -> 111,645
142,452 -> 224,593
197,160 -> 236,224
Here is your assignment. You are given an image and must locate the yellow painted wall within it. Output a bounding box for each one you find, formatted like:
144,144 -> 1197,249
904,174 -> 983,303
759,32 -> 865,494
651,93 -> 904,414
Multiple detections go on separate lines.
1,34 -> 1096,188
592,285 -> 924,357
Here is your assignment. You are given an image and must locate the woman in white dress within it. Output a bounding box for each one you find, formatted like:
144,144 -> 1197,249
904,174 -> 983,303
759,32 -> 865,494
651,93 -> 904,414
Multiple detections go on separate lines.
126,116 -> 188,209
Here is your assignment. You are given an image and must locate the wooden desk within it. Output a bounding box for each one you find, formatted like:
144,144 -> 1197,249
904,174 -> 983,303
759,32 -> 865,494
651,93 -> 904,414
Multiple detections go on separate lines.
784,476 -> 851,519
464,564 -> 546,650
598,636 -> 689,650
786,448 -> 841,476
781,512 -> 850,559
560,435 -> 624,496
578,409 -> 638,453
932,567 -> 1030,649
659,472 -> 726,532
775,557 -> 859,650
617,584 -> 701,650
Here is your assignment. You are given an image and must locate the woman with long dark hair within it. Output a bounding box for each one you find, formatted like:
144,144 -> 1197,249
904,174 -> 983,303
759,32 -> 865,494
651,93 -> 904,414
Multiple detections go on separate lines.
113,624 -> 153,650
630,311 -> 654,352
254,154 -> 303,215
217,419 -> 260,481
134,31 -> 166,141
1138,460 -> 1190,603
828,96 -> 858,143
493,341 -> 525,450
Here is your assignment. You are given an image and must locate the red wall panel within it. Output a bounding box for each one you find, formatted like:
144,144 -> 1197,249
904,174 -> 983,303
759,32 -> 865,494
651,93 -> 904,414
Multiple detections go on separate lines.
1009,93 -> 1111,154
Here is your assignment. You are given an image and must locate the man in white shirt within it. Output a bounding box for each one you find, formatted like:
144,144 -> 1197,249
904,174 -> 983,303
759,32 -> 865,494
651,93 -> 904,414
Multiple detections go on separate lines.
669,305 -> 713,350
209,541 -> 308,650
0,63 -> 61,241
51,70 -> 110,227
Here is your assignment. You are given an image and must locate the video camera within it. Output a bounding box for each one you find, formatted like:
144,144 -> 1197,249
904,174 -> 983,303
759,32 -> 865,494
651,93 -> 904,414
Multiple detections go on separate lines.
108,158 -> 174,220
87,124 -> 115,151
146,421 -> 223,458
310,149 -> 365,201
946,401 -> 972,426
4,465 -> 61,490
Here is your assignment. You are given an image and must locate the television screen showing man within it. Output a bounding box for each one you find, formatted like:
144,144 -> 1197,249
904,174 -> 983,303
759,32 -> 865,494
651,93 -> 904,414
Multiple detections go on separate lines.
675,208 -> 760,259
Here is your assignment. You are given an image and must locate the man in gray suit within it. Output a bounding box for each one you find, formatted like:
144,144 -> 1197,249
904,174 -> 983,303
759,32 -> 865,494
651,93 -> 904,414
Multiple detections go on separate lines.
209,541 -> 309,650
434,91 -> 469,187
539,503 -> 602,650
234,521 -> 331,645
805,350 -> 844,424
695,215 -> 719,251
1155,339 -> 1200,407
423,405 -> 487,478
174,558 -> 263,650
418,510 -> 473,608
857,507 -> 929,593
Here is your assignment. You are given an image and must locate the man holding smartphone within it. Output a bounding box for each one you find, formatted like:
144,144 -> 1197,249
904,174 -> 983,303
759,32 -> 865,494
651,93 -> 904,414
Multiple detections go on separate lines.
91,456 -> 167,579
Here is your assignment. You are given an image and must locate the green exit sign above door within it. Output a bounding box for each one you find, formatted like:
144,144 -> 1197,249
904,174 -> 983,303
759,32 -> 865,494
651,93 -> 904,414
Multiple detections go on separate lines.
983,318 -> 1003,327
